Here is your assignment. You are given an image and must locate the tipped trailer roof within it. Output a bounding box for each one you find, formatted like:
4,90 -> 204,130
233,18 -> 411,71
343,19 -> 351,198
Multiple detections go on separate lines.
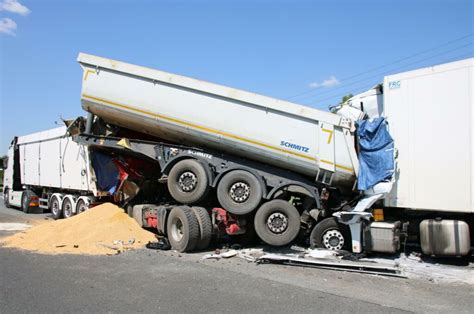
77,53 -> 345,128
16,126 -> 67,145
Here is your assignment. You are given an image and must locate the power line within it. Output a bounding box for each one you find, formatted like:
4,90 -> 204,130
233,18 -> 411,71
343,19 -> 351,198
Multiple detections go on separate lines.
296,42 -> 473,103
308,51 -> 474,108
286,33 -> 474,101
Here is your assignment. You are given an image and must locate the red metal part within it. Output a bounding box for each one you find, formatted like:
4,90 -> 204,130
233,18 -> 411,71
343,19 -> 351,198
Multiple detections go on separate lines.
226,223 -> 241,234
144,211 -> 158,228
212,208 -> 241,235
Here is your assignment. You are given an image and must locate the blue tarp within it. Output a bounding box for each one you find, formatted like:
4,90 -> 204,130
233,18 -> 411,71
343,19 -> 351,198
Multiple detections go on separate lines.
91,152 -> 119,194
356,117 -> 395,191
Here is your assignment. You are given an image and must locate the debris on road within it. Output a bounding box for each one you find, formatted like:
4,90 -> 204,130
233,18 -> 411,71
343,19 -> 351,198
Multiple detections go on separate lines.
1,203 -> 156,255
201,249 -> 240,260
145,237 -> 171,250
307,248 -> 341,259
360,253 -> 474,284
202,253 -> 222,260
235,247 -> 473,283
236,248 -> 265,262
220,250 -> 238,258
257,253 -> 405,278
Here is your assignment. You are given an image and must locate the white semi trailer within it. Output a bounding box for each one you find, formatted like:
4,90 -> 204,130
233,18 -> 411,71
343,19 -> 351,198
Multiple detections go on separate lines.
334,58 -> 473,256
2,126 -> 98,218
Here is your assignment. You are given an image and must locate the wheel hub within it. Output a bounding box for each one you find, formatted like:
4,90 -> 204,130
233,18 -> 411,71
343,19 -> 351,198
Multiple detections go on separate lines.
178,171 -> 197,192
64,202 -> 72,216
51,201 -> 59,215
78,202 -> 87,213
322,230 -> 344,250
229,182 -> 250,202
171,218 -> 184,241
266,212 -> 288,233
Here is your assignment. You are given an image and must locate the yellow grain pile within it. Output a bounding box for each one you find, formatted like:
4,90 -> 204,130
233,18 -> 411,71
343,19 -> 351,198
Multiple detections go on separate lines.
1,203 -> 156,255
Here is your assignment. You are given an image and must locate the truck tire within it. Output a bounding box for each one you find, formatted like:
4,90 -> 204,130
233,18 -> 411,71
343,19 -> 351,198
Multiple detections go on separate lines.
21,190 -> 36,214
167,159 -> 210,204
254,200 -> 300,246
125,203 -> 133,217
76,198 -> 89,214
3,188 -> 11,208
50,195 -> 62,220
62,197 -> 75,219
191,206 -> 212,250
217,170 -> 263,215
166,206 -> 200,252
309,217 -> 351,251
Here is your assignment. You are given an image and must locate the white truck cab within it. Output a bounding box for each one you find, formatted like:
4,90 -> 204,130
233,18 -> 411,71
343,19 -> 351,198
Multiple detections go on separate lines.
2,138 -> 23,208
334,85 -> 384,120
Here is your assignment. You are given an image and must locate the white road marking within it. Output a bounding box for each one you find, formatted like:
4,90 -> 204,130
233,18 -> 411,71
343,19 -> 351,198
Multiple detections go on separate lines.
0,223 -> 32,231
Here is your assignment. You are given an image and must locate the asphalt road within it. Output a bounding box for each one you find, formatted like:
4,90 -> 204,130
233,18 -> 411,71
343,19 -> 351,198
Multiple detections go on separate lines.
0,197 -> 473,313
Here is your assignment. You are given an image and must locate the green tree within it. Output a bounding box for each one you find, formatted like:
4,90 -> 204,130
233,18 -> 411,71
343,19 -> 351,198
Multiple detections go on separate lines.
340,94 -> 353,104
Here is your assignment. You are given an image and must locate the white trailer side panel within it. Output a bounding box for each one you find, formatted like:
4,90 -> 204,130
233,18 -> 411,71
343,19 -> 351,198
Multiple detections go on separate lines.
384,58 -> 474,213
77,53 -> 358,189
39,136 -> 61,187
22,142 -> 40,186
60,137 -> 90,190
17,127 -> 93,193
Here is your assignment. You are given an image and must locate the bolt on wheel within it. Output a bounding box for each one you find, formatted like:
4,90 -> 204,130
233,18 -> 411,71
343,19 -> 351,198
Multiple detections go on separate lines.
322,229 -> 345,250
178,171 -> 197,192
229,182 -> 250,203
266,212 -> 288,234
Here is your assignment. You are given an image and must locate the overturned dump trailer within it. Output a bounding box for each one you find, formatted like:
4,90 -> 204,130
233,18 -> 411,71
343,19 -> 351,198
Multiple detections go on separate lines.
75,53 -> 367,251
77,53 -> 358,191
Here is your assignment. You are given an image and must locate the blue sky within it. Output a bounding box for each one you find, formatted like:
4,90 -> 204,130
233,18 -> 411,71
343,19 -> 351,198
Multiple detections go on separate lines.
0,0 -> 473,154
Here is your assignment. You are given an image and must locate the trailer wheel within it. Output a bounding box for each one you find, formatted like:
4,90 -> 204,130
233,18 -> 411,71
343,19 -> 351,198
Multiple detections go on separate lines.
309,217 -> 351,251
167,159 -> 210,204
217,170 -> 263,215
50,195 -> 62,220
21,190 -> 36,214
166,206 -> 200,252
62,197 -> 75,219
125,204 -> 133,217
76,199 -> 89,214
190,206 -> 213,250
3,188 -> 11,208
254,200 -> 300,246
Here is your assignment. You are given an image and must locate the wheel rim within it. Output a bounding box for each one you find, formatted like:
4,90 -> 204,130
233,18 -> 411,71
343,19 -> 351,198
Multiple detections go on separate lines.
51,199 -> 59,215
77,201 -> 87,213
322,229 -> 345,250
171,218 -> 184,242
178,171 -> 197,192
266,212 -> 288,234
64,201 -> 72,217
229,182 -> 250,203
